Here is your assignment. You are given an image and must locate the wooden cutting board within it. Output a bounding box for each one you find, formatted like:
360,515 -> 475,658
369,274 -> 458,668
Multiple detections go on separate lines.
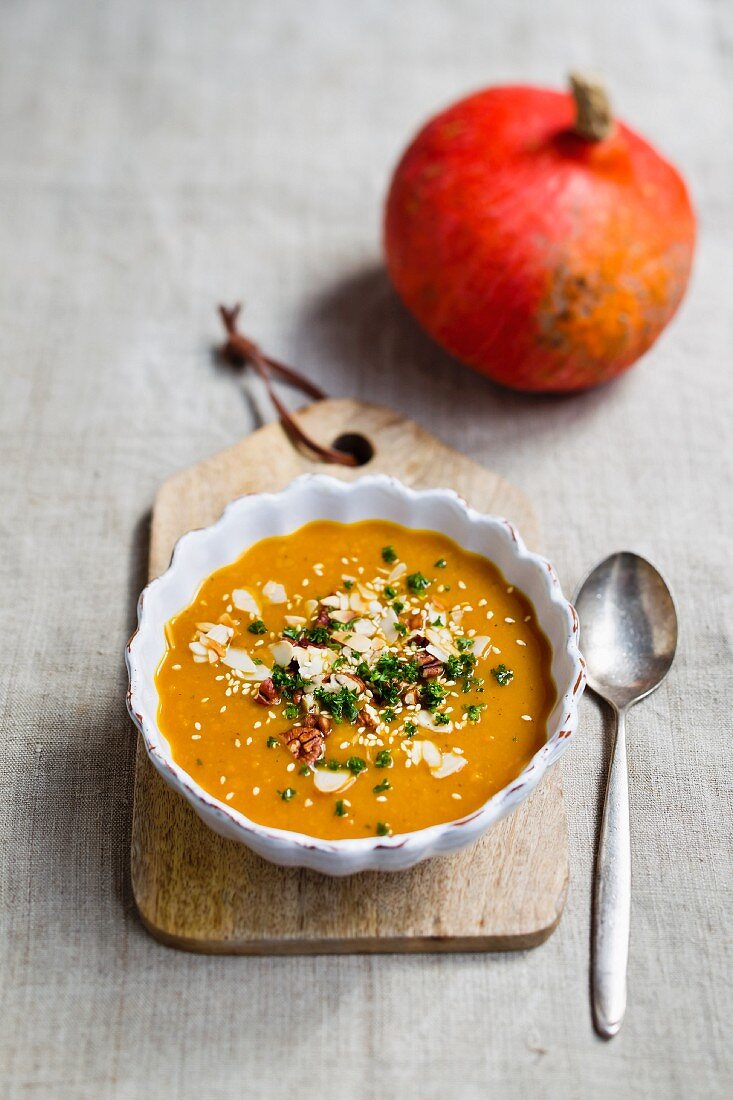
130,399 -> 568,953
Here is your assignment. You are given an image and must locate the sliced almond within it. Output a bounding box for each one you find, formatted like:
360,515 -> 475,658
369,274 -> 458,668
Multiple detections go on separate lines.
189,641 -> 208,657
304,599 -> 318,617
320,595 -> 341,609
420,739 -> 442,770
312,770 -> 355,795
472,635 -> 491,658
269,639 -> 295,666
416,710 -> 454,734
232,588 -> 260,616
284,615 -> 306,626
431,753 -> 467,779
221,647 -> 256,673
388,561 -> 407,582
348,591 -> 368,613
262,580 -> 287,604
426,641 -> 451,664
345,634 -> 372,654
352,618 -> 376,637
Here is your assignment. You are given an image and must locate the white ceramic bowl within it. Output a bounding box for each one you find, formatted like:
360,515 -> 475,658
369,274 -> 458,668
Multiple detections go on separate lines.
126,474 -> 585,875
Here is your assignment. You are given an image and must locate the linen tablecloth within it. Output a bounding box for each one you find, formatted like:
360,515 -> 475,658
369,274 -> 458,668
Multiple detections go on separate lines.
1,1 -> 731,1096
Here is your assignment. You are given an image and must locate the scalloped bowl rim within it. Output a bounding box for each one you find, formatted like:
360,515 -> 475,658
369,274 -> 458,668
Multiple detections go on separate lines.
126,474 -> 585,875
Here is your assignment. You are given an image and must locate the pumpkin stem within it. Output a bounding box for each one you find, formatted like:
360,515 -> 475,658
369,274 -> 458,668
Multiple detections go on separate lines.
569,72 -> 614,141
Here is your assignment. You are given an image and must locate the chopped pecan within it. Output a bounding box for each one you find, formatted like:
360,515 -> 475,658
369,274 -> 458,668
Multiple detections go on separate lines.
408,634 -> 430,648
358,707 -> 377,729
301,712 -> 331,733
315,604 -> 332,627
283,724 -> 326,765
416,651 -> 443,680
407,612 -> 423,630
292,689 -> 303,704
254,677 -> 280,705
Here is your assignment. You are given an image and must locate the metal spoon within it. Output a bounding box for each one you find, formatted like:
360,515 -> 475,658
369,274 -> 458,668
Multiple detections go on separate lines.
575,553 -> 678,1040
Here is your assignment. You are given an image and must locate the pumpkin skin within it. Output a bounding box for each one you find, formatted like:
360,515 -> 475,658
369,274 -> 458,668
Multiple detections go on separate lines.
384,85 -> 696,392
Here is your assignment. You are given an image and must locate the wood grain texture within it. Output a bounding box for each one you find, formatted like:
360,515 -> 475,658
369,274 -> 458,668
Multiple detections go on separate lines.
131,398 -> 568,953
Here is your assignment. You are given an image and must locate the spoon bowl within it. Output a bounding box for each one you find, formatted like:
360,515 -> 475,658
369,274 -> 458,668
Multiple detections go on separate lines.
576,552 -> 678,711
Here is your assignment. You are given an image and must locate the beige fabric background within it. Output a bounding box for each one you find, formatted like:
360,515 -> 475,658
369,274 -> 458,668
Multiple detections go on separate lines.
1,0 -> 731,1096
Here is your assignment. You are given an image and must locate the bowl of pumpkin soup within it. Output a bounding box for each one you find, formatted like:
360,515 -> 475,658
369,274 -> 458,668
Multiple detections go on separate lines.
126,475 -> 585,874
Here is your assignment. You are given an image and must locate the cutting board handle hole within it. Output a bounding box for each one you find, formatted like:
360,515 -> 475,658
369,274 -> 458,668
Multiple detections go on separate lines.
330,432 -> 374,466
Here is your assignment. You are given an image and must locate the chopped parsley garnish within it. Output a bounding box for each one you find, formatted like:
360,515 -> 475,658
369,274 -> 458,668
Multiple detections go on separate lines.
373,778 -> 391,794
343,579 -> 354,590
434,558 -> 447,568
492,664 -> 514,686
381,708 -> 396,722
465,704 -> 485,722
304,624 -> 331,645
248,619 -> 267,634
375,749 -> 393,768
299,764 -> 310,776
346,756 -> 368,775
266,736 -> 279,748
282,625 -> 302,641
420,680 -> 447,711
195,757 -> 203,766
381,545 -> 398,564
314,685 -> 359,723
431,616 -> 444,627
407,571 -> 430,594
279,787 -> 296,801
444,651 -> 477,682
334,799 -> 347,817
392,599 -> 405,614
456,636 -> 474,652
272,663 -> 309,700
384,585 -> 397,598
434,711 -> 451,726
394,622 -> 408,636
358,653 -> 419,705
283,703 -> 299,720
404,720 -> 417,737
376,822 -> 391,836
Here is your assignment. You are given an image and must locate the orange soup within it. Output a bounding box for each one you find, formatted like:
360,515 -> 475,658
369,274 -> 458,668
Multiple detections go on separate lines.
156,520 -> 555,840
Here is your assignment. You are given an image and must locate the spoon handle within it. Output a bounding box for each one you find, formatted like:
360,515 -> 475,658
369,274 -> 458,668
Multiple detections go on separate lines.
592,705 -> 631,1039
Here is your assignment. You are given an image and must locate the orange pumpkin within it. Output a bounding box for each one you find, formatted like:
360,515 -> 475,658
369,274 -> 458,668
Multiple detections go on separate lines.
384,75 -> 696,392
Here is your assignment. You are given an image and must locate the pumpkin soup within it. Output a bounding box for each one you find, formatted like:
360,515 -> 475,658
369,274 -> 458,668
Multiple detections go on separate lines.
156,520 -> 555,839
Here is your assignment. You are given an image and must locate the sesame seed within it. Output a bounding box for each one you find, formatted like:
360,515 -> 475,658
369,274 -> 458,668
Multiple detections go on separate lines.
253,787 -> 260,796
340,741 -> 350,750
507,586 -> 514,593
286,762 -> 295,772
304,798 -> 313,807
521,714 -> 532,721
172,663 -> 182,671
302,578 -> 310,587
516,639 -> 527,647
219,775 -> 226,785
253,721 -> 262,729
246,736 -> 253,745
478,599 -> 487,607
225,792 -> 234,801
219,705 -> 227,714
504,617 -> 515,624
451,793 -> 462,800
376,795 -> 387,803
194,722 -> 201,731
486,611 -> 494,620
458,580 -> 467,590
492,646 -> 501,654
191,734 -> 201,741
234,738 -> 241,748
